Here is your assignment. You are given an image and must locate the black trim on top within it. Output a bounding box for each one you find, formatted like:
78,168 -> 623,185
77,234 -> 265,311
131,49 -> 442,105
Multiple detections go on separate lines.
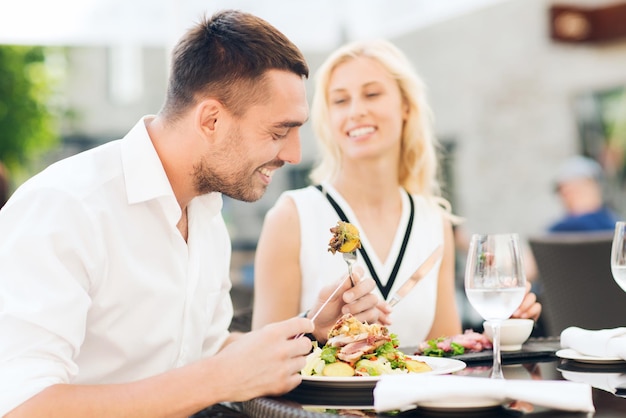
315,184 -> 414,299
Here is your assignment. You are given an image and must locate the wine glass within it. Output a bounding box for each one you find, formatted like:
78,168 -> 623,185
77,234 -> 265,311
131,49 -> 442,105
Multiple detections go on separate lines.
465,233 -> 526,379
610,221 -> 626,292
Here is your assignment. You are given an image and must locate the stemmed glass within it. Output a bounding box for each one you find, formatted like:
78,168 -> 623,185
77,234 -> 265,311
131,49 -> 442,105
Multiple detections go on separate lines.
610,221 -> 626,292
465,233 -> 526,379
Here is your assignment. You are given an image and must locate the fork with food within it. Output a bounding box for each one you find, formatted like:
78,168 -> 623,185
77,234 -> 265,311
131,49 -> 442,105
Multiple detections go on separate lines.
328,221 -> 361,286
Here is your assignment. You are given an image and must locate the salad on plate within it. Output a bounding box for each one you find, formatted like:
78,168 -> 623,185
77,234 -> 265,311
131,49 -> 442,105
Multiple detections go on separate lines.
302,313 -> 432,377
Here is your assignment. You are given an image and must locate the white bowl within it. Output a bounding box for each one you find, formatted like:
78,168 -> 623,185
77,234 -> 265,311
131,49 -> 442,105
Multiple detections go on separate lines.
483,319 -> 534,351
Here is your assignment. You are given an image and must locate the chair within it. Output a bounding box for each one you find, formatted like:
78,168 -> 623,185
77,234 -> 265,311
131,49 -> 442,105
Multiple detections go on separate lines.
229,284 -> 254,332
229,306 -> 253,333
528,232 -> 626,336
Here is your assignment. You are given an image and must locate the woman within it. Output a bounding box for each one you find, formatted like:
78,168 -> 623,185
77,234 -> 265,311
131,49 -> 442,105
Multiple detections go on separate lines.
252,40 -> 540,346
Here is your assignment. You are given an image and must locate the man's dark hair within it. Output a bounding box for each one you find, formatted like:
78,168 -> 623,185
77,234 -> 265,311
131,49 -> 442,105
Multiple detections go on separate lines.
161,9 -> 309,120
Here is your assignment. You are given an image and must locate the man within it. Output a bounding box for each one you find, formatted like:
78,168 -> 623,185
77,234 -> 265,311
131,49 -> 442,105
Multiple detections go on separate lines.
548,155 -> 619,232
0,10 -> 381,417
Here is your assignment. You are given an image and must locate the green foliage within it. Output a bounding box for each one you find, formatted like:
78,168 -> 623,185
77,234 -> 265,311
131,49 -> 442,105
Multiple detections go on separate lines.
0,45 -> 60,171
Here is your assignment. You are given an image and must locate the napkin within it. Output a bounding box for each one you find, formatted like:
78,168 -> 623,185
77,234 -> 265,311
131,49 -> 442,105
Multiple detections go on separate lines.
561,370 -> 626,396
561,327 -> 626,360
373,374 -> 594,413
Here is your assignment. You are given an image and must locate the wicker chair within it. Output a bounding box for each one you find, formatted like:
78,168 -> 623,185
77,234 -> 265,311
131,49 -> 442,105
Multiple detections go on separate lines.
528,232 -> 626,336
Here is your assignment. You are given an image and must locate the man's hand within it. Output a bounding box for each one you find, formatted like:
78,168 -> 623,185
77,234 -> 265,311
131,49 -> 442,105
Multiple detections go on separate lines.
209,317 -> 314,402
306,266 -> 390,342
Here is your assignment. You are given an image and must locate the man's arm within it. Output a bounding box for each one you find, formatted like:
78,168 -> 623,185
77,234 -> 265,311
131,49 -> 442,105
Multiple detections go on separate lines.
6,317 -> 314,418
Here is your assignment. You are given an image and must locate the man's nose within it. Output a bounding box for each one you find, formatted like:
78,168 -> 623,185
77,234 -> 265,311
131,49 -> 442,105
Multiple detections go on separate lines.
279,131 -> 302,165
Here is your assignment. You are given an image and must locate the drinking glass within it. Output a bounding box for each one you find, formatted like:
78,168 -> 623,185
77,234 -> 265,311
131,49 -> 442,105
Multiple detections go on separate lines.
465,233 -> 526,379
610,221 -> 626,292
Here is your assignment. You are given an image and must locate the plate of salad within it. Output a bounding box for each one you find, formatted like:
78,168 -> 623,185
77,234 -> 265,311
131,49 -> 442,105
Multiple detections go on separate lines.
299,314 -> 465,389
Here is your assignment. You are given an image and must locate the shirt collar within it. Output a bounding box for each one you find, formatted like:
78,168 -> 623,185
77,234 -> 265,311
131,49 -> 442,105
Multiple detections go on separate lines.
121,116 -> 174,206
121,116 -> 224,220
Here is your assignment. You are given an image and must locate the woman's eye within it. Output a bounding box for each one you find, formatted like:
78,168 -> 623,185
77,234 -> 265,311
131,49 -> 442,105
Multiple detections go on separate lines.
331,98 -> 347,105
366,92 -> 381,98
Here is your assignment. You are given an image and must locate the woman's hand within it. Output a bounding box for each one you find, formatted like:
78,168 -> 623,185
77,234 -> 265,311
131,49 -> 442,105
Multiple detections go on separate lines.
306,266 -> 388,343
511,281 -> 542,321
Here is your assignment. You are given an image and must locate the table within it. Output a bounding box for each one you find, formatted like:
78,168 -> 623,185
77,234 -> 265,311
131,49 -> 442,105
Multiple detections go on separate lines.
191,338 -> 626,417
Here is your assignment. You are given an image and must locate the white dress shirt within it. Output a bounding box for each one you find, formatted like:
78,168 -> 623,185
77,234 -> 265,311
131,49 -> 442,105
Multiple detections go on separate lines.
0,117 -> 233,416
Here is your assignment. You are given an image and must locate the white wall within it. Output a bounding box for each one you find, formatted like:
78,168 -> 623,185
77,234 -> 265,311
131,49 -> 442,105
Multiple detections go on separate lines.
389,0 -> 626,238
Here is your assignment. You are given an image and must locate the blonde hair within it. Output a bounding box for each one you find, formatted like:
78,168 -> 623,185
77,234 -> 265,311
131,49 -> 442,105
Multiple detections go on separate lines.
309,39 -> 458,219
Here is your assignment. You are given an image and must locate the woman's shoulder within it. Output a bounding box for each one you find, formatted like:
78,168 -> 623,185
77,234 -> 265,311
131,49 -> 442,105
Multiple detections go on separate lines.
408,193 -> 443,213
408,192 -> 460,224
270,185 -> 325,219
281,185 -> 317,197
280,185 -> 326,204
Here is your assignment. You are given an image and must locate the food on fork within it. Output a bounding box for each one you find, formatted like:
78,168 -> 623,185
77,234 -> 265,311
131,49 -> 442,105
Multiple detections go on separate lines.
328,221 -> 361,254
301,314 -> 432,377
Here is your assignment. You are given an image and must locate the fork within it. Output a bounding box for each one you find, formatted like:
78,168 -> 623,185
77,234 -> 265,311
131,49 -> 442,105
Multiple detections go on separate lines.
294,250 -> 357,339
343,250 -> 357,286
294,274 -> 351,338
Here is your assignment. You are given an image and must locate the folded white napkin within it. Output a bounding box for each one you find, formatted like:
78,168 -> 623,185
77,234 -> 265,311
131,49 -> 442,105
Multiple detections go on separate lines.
373,374 -> 594,413
561,327 -> 626,360
561,370 -> 626,395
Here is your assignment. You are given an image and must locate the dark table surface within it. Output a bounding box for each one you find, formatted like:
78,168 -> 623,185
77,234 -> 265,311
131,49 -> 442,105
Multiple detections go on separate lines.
191,337 -> 626,418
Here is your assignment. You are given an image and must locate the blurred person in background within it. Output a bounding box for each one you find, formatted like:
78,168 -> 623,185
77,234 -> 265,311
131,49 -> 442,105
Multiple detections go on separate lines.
548,155 -> 620,232
527,155 -> 619,336
0,10 -> 382,418
252,39 -> 541,347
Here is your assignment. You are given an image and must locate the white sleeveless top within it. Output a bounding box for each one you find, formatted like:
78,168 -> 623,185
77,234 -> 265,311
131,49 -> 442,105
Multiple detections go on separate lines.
281,182 -> 444,347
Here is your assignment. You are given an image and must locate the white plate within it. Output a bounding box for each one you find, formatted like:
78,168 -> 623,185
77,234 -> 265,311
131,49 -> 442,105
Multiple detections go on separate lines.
300,356 -> 466,389
556,348 -> 625,365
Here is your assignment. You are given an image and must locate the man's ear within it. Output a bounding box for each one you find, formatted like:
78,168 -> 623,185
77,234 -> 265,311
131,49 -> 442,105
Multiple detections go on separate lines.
196,99 -> 221,139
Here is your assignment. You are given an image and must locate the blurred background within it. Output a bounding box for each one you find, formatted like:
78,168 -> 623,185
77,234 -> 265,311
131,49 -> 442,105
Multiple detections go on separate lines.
1,0 -> 625,322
